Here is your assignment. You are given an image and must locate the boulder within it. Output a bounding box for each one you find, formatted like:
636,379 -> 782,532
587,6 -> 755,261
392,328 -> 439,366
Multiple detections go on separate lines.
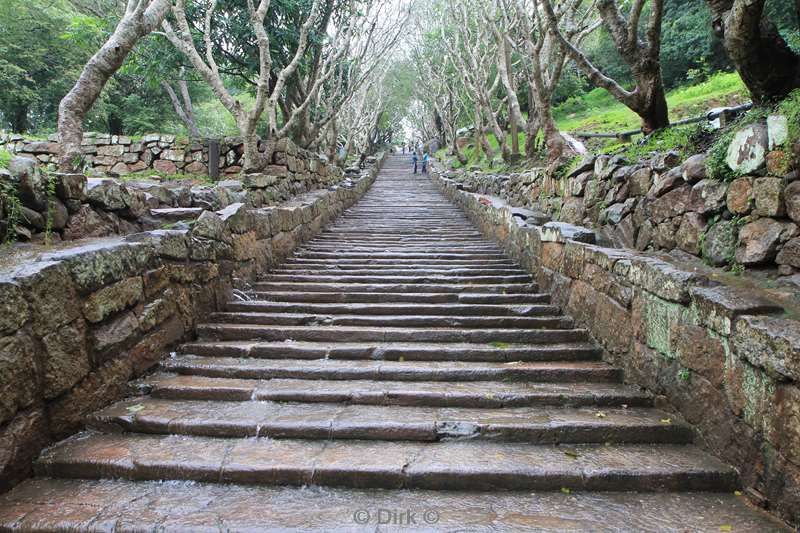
602,197 -> 637,225
651,151 -> 681,171
628,166 -> 653,196
736,218 -> 797,265
726,176 -> 754,215
648,184 -> 691,222
676,212 -> 707,255
646,166 -> 683,199
753,176 -> 786,217
9,156 -> 46,210
688,179 -> 727,214
54,173 -> 87,204
726,122 -> 768,174
86,178 -> 131,211
785,181 -> 800,223
777,237 -> 800,268
681,154 -> 707,183
702,220 -> 738,266
768,114 -> 789,149
153,159 -> 178,174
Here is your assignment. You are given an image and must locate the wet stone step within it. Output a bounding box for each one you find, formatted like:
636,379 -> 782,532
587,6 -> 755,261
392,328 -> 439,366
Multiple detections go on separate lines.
90,398 -> 692,444
179,340 -> 600,362
224,301 -> 563,317
0,479 -> 786,532
244,291 -> 552,304
252,282 -> 540,294
145,376 -> 645,407
35,433 -> 737,492
272,267 -> 528,275
207,312 -> 574,329
256,275 -> 533,285
163,356 -> 610,382
195,324 -> 590,344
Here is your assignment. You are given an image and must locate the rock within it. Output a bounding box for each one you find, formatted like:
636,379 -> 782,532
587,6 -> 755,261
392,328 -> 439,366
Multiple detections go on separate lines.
49,198 -> 70,230
753,177 -> 786,217
726,122 -> 768,174
628,256 -> 706,303
109,162 -> 130,176
628,166 -> 653,196
647,166 -> 683,199
41,320 -> 90,399
766,150 -> 792,176
736,218 -> 797,265
566,155 -> 596,178
0,281 -> 28,336
652,220 -> 678,250
83,276 -> 144,323
559,197 -> 585,225
676,213 -> 707,255
539,222 -> 595,244
602,198 -> 637,225
777,237 -> 800,268
18,206 -> 45,230
651,151 -> 681,171
217,203 -> 252,234
86,178 -> 131,211
63,205 -> 119,240
243,174 -> 278,189
768,114 -> 789,149
191,210 -> 227,242
185,161 -> 207,175
785,181 -> 800,223
726,177 -> 754,215
54,173 -> 87,203
161,149 -> 185,163
702,220 -> 738,266
9,157 -> 46,210
153,160 -> 178,174
648,184 -> 691,222
0,333 -> 39,425
681,154 -> 707,183
688,179 -> 727,214
732,315 -> 800,381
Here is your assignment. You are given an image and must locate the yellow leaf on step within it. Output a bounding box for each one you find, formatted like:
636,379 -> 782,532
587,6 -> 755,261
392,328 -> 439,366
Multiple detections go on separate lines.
560,487 -> 571,494
660,418 -> 671,424
719,525 -> 732,532
595,411 -> 607,418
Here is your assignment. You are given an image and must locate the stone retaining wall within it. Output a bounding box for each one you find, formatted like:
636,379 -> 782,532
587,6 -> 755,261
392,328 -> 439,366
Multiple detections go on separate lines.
432,166 -> 800,527
440,122 -> 800,275
1,137 -> 358,243
0,152 -> 385,493
0,132 -> 311,177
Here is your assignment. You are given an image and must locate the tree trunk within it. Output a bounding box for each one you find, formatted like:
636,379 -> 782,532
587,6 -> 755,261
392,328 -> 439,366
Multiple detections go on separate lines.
162,75 -> 201,139
58,0 -> 170,171
636,70 -> 670,133
706,0 -> 800,104
12,106 -> 27,134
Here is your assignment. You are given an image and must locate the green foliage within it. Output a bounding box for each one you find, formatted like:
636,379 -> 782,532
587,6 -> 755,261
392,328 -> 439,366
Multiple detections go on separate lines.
1,179 -> 21,245
0,149 -> 12,169
677,368 -> 691,382
777,89 -> 800,146
43,171 -> 57,246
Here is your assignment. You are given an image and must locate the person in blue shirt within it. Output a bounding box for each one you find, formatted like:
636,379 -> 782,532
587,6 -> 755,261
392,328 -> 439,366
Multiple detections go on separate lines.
411,151 -> 418,174
421,152 -> 429,174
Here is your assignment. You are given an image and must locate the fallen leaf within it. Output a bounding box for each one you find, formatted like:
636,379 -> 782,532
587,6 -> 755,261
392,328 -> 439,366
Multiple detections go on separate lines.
595,411 -> 607,418
560,487 -> 571,494
563,449 -> 580,459
126,404 -> 145,413
734,491 -> 742,496
398,356 -> 405,362
660,418 -> 671,425
719,526 -> 732,532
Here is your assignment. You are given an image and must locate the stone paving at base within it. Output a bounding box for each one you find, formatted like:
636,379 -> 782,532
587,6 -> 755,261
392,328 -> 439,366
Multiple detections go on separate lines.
0,156 -> 788,531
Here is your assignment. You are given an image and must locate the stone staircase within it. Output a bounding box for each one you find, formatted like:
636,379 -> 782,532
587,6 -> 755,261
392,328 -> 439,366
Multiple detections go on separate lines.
0,156 -> 786,531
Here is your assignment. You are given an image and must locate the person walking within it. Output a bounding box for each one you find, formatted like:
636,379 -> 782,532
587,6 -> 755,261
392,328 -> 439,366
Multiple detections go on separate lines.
421,152 -> 429,174
411,151 -> 418,174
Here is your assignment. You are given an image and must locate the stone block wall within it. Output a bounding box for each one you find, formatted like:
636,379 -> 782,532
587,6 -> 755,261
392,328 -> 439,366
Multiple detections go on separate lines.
0,133 -> 325,177
1,137 -> 356,244
0,152 -> 385,493
432,167 -> 800,527
440,123 -> 800,275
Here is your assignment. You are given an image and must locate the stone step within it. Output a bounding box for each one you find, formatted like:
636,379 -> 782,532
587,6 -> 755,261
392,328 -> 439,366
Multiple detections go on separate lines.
256,274 -> 533,285
163,356 -> 613,382
207,312 -> 574,329
195,324 -> 590,344
224,301 -> 562,317
90,398 -> 692,444
0,479 -> 786,532
284,257 -> 518,267
179,340 -> 599,362
144,376 -> 644,407
246,291 -> 551,304
271,267 -> 529,276
35,433 -> 737,492
295,251 -> 511,260
252,282 -> 539,294
149,207 -> 204,222
299,244 -> 504,252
